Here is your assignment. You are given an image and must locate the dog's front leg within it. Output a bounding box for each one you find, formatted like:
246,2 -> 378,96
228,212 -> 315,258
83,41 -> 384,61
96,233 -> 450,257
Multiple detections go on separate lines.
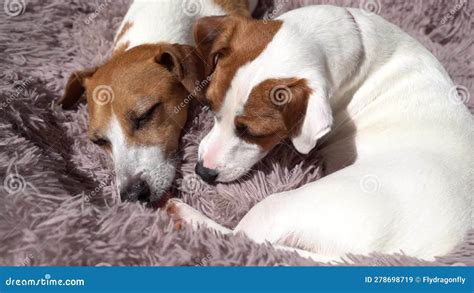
165,198 -> 343,264
166,198 -> 231,234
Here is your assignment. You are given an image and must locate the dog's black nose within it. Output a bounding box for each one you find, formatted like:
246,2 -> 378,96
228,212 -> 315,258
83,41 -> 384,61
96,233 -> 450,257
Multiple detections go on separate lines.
195,161 -> 218,184
120,180 -> 151,203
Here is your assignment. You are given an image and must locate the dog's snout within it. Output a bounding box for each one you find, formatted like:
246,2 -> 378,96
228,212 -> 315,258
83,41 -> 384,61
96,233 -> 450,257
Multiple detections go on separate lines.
195,161 -> 218,184
120,179 -> 151,203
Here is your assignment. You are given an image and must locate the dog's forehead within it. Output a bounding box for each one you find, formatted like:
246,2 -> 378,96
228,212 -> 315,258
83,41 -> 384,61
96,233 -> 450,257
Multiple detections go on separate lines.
205,18 -> 283,114
213,21 -> 301,121
85,49 -> 175,128
216,50 -> 279,121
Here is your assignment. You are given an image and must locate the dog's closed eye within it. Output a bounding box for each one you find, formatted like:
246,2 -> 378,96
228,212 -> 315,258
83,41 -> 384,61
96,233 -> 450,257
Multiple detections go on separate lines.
90,137 -> 110,147
212,52 -> 221,67
235,123 -> 268,139
133,102 -> 162,130
235,124 -> 249,137
210,49 -> 229,72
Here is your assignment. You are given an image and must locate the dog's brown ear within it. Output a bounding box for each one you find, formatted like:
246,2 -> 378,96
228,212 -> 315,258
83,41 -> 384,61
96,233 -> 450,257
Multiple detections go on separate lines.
58,68 -> 97,110
155,44 -> 207,101
272,79 -> 311,136
193,15 -> 233,69
272,78 -> 333,154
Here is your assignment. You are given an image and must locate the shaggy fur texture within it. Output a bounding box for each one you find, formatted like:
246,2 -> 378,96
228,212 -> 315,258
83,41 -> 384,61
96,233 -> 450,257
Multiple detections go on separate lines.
0,0 -> 472,266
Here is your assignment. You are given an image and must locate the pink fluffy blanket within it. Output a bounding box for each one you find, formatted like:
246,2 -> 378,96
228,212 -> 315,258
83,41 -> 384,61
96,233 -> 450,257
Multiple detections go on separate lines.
0,0 -> 472,266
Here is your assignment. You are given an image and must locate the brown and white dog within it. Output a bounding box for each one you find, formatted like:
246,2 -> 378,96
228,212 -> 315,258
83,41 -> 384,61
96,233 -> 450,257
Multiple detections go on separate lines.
58,0 -> 257,204
168,6 -> 474,262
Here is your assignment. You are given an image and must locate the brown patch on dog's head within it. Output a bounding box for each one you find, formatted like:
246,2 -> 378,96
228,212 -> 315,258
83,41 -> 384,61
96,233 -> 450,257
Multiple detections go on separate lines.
193,15 -> 282,112
59,43 -> 207,157
235,78 -> 311,151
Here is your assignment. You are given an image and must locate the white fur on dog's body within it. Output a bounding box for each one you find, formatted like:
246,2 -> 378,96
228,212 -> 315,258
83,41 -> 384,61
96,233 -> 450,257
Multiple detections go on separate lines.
114,0 -> 228,50
108,0 -> 257,198
187,6 -> 474,262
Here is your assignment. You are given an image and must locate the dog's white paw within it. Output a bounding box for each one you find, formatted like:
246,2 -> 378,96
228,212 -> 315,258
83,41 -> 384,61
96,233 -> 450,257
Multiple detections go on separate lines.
165,198 -> 209,230
165,198 -> 231,234
165,198 -> 185,230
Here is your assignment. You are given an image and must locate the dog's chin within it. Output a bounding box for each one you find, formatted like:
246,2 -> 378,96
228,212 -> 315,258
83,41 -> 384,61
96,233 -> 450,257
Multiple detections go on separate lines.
148,174 -> 176,208
148,188 -> 172,209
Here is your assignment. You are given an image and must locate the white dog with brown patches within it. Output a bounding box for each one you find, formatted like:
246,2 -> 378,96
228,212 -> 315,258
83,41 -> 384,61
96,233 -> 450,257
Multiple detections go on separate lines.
59,0 -> 256,205
167,5 -> 474,262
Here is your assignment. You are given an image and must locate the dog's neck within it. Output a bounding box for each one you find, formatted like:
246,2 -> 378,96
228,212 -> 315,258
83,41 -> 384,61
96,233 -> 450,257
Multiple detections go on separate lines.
265,7 -> 415,115
231,7 -> 365,109
277,8 -> 365,104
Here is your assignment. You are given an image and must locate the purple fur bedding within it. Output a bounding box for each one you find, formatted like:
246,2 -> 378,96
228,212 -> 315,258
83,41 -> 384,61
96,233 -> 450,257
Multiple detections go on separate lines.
0,0 -> 472,266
